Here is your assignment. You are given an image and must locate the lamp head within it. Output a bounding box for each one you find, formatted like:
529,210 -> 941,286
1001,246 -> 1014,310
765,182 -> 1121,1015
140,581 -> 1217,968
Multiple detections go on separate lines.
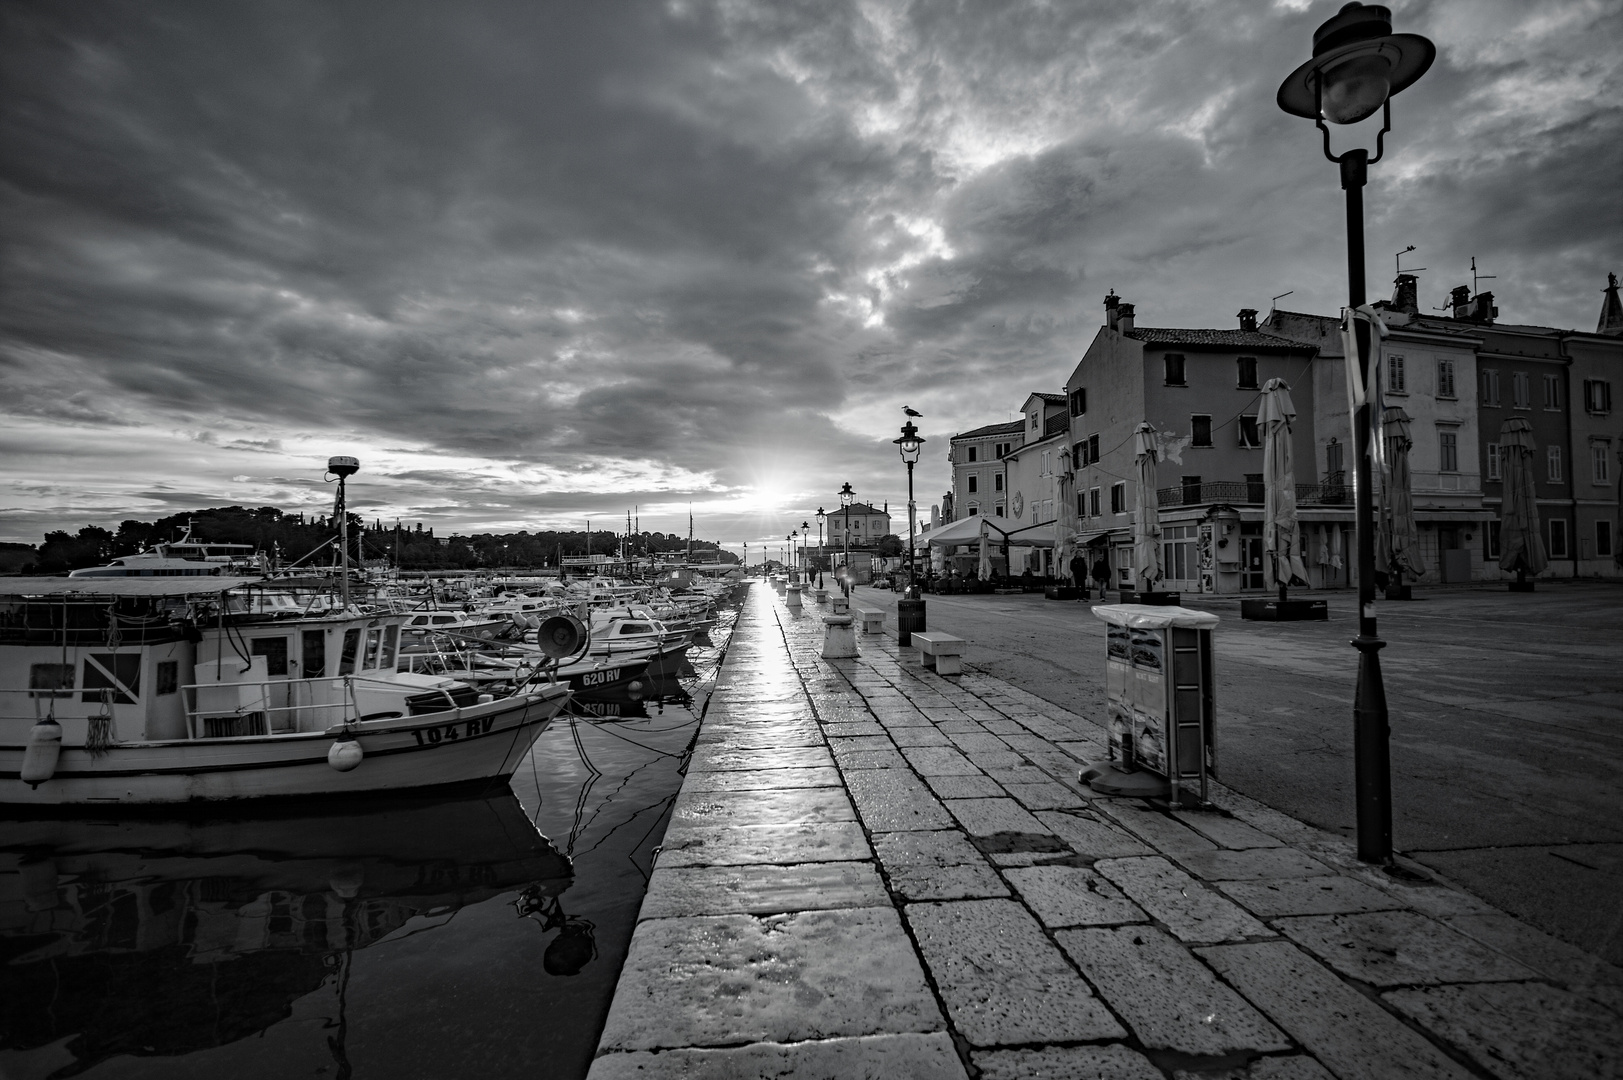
801,520 -> 810,531
894,420 -> 924,463
839,482 -> 854,507
816,507 -> 826,523
1276,3 -> 1433,124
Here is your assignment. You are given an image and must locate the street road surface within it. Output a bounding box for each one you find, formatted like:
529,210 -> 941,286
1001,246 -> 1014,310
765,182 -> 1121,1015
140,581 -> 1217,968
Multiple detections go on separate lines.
851,580 -> 1623,966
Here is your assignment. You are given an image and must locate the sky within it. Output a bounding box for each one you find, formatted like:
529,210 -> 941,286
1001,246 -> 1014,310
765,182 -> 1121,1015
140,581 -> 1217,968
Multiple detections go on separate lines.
2,0 -> 1619,555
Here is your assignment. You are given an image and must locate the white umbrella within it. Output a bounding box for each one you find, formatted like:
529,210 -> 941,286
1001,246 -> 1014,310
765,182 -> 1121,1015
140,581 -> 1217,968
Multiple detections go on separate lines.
1498,417 -> 1547,585
1132,423 -> 1163,593
1259,380 -> 1310,598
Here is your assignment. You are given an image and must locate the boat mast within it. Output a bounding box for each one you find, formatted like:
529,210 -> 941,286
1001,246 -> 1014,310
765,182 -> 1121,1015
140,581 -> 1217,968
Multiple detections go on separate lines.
329,456 -> 360,609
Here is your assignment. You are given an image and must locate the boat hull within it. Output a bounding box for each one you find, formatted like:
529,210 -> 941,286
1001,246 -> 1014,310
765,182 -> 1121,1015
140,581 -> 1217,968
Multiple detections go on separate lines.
0,684 -> 570,806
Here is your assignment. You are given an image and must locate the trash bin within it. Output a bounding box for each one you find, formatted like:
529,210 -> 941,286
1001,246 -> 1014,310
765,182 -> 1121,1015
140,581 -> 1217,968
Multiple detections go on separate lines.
896,598 -> 927,648
1086,604 -> 1218,806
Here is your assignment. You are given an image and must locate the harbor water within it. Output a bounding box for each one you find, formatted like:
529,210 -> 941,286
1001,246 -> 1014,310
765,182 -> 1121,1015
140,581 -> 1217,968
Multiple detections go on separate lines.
0,602 -> 741,1080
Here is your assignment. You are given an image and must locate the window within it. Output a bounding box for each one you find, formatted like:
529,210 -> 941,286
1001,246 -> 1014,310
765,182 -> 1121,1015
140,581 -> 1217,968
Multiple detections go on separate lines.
29,663 -> 74,699
968,446 -> 977,462
1549,518 -> 1569,559
1547,445 -> 1563,483
302,630 -> 326,678
1480,368 -> 1501,406
1162,524 -> 1199,581
994,473 -> 1004,492
1069,387 -> 1087,415
968,474 -> 978,494
994,503 -> 1004,517
996,441 -> 1012,458
1599,521 -> 1615,559
1585,379 -> 1613,414
338,628 -> 361,675
1076,440 -> 1090,466
1594,442 -> 1612,484
1439,429 -> 1459,473
968,504 -> 979,516
156,660 -> 178,695
1543,373 -> 1561,410
1236,357 -> 1258,389
1030,412 -> 1040,431
1077,493 -> 1087,517
1387,354 -> 1406,393
1191,415 -> 1213,447
1089,434 -> 1100,462
1484,520 -> 1501,560
1238,415 -> 1260,448
1437,358 -> 1456,398
1181,475 -> 1203,504
1110,482 -> 1126,514
1089,487 -> 1101,516
82,653 -> 140,704
1041,451 -> 1052,476
1165,353 -> 1187,385
250,637 -> 289,677
1512,371 -> 1530,409
1326,438 -> 1344,477
1486,443 -> 1501,481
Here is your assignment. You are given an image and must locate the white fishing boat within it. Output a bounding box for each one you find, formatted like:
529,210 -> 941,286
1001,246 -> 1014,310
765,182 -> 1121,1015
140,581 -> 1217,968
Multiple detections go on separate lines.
0,577 -> 571,805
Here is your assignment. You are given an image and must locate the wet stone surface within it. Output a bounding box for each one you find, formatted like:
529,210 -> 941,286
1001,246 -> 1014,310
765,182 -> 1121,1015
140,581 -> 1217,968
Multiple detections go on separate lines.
638,862 -> 889,919
1383,981 -> 1623,1080
973,1044 -> 1162,1080
1003,865 -> 1149,928
1274,910 -> 1540,986
587,1032 -> 969,1080
1095,856 -> 1270,944
656,821 -> 872,867
1214,875 -> 1405,918
671,785 -> 856,827
842,768 -> 957,832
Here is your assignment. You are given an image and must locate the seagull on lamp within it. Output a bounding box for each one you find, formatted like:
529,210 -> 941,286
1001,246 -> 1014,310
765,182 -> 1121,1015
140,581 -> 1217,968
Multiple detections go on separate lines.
903,406 -> 923,417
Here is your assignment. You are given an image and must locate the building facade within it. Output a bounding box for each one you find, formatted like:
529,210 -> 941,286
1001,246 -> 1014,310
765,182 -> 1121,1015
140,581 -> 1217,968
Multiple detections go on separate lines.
827,502 -> 892,549
947,421 -> 1022,521
1000,392 -> 1071,576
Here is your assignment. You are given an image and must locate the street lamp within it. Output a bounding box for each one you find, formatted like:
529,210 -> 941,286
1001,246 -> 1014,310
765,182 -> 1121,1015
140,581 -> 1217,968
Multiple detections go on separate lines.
800,521 -> 811,582
1278,2 -> 1433,867
787,531 -> 796,584
815,507 -> 827,588
838,482 -> 854,596
893,420 -> 925,596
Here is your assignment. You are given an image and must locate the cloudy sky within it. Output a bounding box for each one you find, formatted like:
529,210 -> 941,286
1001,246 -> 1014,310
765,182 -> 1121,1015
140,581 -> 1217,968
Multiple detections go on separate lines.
2,0 -> 1618,553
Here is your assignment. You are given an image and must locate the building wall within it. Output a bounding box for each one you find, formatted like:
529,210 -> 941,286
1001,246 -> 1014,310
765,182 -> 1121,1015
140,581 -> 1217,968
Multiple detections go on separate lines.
827,507 -> 892,546
1562,332 -> 1623,576
1065,327 -> 1146,545
1002,431 -> 1066,574
948,423 -> 1022,520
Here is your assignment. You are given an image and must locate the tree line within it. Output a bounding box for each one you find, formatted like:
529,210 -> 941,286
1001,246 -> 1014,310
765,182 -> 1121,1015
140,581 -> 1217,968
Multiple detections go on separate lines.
15,506 -> 739,574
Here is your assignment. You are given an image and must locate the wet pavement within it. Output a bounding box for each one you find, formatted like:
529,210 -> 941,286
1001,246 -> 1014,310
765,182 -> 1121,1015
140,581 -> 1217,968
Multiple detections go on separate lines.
589,582 -> 1622,1079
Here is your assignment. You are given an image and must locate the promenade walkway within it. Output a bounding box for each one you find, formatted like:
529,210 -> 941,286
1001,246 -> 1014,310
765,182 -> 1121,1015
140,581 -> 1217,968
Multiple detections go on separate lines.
586,583 -> 1620,1079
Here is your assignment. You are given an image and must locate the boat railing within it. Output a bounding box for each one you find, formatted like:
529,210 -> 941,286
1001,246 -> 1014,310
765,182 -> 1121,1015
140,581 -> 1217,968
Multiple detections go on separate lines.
178,672 -> 442,739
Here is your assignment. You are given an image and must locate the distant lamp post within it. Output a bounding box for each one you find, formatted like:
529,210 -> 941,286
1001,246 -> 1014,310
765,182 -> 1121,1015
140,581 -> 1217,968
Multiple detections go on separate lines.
838,482 -> 854,596
1278,2 -> 1433,867
894,420 -> 925,598
787,531 -> 797,583
815,507 -> 827,588
800,521 -> 811,581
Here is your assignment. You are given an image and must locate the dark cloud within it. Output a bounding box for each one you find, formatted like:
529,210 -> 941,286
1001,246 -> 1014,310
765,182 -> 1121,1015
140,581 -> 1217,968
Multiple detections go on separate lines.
2,0 -> 1615,544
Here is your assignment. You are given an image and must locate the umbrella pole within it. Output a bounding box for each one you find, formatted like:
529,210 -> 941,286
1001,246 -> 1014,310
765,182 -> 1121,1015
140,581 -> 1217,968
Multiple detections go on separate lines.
1344,151 -> 1393,866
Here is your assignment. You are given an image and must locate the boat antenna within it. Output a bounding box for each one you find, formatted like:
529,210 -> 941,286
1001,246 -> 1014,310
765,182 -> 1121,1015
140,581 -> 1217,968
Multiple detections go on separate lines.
327,456 -> 360,609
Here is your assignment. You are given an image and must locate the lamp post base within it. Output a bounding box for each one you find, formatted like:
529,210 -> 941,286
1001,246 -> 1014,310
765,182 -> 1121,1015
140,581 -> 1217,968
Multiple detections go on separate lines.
1352,633 -> 1392,864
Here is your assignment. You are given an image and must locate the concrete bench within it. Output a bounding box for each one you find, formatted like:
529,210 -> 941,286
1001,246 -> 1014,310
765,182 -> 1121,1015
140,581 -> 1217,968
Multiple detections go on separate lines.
910,631 -> 965,675
855,607 -> 885,635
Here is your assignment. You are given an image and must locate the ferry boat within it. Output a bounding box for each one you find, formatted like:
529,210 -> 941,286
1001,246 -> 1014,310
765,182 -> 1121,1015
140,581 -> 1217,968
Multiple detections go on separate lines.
0,577 -> 571,805
68,524 -> 265,578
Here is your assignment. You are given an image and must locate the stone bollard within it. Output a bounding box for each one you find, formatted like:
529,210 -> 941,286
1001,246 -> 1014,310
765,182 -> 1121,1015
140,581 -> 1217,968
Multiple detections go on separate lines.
813,588 -> 829,604
831,595 -> 849,616
773,577 -> 787,596
821,614 -> 858,658
785,584 -> 803,610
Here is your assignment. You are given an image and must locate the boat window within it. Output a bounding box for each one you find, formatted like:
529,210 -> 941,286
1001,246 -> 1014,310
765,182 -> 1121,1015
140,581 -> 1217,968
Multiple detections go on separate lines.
620,623 -> 652,634
409,615 -> 429,625
363,628 -> 383,670
28,663 -> 74,698
381,625 -> 399,671
156,660 -> 178,695
250,637 -> 290,676
338,628 -> 361,675
302,630 -> 326,678
432,615 -> 457,625
82,653 -> 141,704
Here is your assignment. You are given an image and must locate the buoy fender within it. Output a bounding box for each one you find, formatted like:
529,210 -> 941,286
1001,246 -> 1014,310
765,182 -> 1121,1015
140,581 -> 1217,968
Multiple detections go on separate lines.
21,718 -> 63,787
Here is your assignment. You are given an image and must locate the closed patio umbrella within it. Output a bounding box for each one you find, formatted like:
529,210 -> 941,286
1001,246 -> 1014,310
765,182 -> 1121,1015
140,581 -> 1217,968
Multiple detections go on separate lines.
1379,405 -> 1425,587
1260,380 -> 1310,600
978,529 -> 991,580
1497,417 -> 1547,587
1132,423 -> 1164,594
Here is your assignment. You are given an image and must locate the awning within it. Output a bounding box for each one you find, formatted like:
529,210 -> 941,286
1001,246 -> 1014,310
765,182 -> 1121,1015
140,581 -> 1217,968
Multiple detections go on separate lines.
913,515 -> 1013,550
0,576 -> 265,598
1005,521 -> 1062,548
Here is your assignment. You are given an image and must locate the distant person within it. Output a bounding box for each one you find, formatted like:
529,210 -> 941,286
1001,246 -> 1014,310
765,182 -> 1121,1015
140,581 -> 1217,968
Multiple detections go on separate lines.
1091,556 -> 1110,593
1069,552 -> 1088,586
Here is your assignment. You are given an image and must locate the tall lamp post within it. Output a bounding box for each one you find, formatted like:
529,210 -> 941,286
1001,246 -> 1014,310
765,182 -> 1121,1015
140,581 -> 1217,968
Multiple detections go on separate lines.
1277,2 -> 1433,866
893,421 -> 927,646
838,482 -> 854,596
786,531 -> 796,583
815,507 -> 826,588
800,521 -> 811,582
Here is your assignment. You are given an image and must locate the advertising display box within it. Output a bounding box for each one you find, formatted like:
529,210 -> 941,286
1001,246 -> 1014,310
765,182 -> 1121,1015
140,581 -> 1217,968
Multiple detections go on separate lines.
1093,604 -> 1218,807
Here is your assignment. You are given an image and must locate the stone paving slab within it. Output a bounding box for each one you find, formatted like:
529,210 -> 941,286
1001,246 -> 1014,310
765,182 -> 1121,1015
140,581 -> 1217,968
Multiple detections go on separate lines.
1095,856 -> 1270,943
822,720 -> 887,738
657,821 -> 872,867
587,1032 -> 969,1080
922,773 -> 1007,799
972,1045 -> 1162,1080
671,786 -> 856,827
843,767 -> 957,832
1097,801 -> 1222,853
898,745 -> 983,775
688,743 -> 834,772
681,765 -> 843,792
595,908 -> 944,1053
639,861 -> 890,919
905,898 -> 1125,1046
1002,865 -> 1148,928
830,745 -> 910,770
1383,981 -> 1622,1080
1213,874 -> 1406,918
1197,941 -> 1475,1080
1274,910 -> 1541,986
694,721 -> 824,749
943,796 -> 1050,838
1035,809 -> 1155,859
1176,810 -> 1289,850
1056,925 -> 1290,1055
1001,779 -> 1084,811
1174,846 -> 1336,882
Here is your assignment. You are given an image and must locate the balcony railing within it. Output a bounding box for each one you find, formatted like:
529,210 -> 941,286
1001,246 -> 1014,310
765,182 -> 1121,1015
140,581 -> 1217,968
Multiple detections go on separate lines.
1155,478 -> 1351,507
1044,413 -> 1069,438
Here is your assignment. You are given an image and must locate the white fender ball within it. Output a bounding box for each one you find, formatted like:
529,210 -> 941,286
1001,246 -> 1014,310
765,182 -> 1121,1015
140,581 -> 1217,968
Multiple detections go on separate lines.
21,718 -> 63,787
327,738 -> 364,772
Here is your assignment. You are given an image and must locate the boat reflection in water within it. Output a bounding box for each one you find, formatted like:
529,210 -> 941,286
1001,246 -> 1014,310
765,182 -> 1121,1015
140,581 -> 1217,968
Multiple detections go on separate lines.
0,793 -> 574,1077
566,669 -> 693,720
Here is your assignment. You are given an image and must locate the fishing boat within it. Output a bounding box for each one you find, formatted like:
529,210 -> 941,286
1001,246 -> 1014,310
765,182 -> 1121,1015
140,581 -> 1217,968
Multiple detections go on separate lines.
0,576 -> 571,805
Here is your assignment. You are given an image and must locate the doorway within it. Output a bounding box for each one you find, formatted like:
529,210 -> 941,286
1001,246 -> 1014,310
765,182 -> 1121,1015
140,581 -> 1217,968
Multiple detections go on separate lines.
1240,525 -> 1265,590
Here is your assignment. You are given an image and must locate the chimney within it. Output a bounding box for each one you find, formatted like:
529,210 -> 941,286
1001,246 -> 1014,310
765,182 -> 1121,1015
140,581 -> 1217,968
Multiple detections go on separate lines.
1449,285 -> 1472,319
1117,302 -> 1135,333
1237,308 -> 1258,332
1104,290 -> 1120,331
1391,274 -> 1419,314
1471,291 -> 1497,324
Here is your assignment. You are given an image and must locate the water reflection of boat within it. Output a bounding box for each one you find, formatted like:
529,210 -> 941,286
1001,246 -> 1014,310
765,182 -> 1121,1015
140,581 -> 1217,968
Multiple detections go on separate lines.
0,793 -> 572,1076
567,666 -> 694,720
